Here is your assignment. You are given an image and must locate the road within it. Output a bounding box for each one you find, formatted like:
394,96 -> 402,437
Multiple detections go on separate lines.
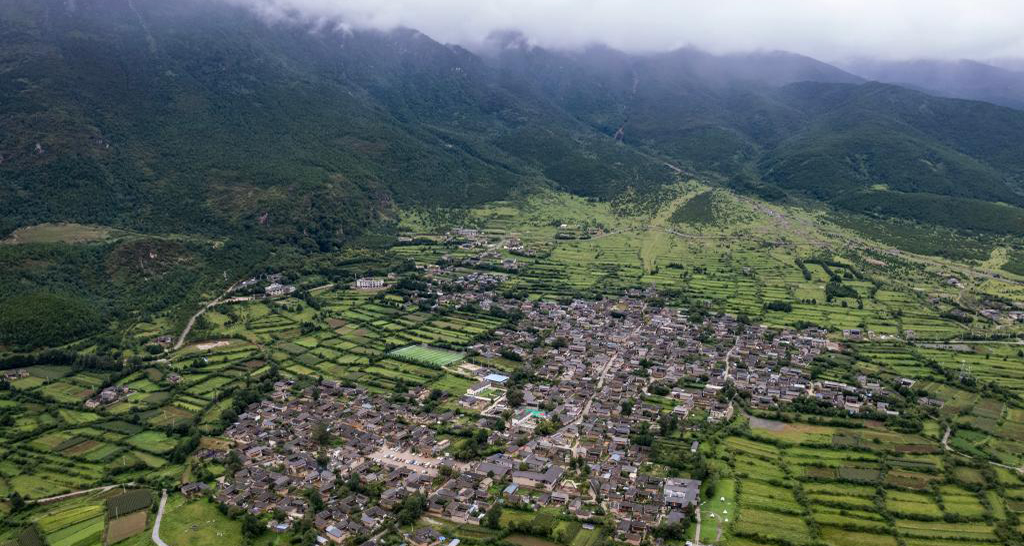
723,343 -> 739,382
173,280 -> 247,350
152,489 -> 169,546
692,507 -> 701,546
556,307 -> 647,437
481,393 -> 508,416
21,482 -> 138,505
943,425 -> 1023,474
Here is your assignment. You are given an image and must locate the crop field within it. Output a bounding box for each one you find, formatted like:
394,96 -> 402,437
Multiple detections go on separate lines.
0,347 -> 260,497
166,289 -> 510,399
105,511 -> 148,544
714,409 -> 1016,546
390,345 -> 465,366
0,488 -> 140,546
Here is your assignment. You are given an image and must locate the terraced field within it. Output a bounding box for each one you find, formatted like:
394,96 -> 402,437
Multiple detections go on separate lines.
0,339 -> 267,498
713,414 -> 1015,546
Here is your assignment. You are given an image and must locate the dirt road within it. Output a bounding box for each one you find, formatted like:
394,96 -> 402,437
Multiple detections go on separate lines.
22,482 -> 137,505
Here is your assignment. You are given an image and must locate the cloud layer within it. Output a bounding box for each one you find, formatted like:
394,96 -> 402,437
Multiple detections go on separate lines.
223,0 -> 1024,61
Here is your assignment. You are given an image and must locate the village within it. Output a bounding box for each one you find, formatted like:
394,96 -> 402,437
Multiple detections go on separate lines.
207,264 -> 922,546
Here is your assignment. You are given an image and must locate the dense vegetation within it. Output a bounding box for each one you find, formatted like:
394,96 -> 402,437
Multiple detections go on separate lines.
0,292 -> 101,349
3,0 -> 1024,253
669,191 -> 718,226
0,236 -> 270,350
4,0 -> 1024,354
835,191 -> 1024,236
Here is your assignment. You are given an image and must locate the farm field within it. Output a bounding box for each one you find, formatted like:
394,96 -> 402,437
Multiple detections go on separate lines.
713,413 -> 1014,546
0,487 -> 156,546
3,187 -> 1024,546
390,345 -> 465,367
0,343 -> 257,498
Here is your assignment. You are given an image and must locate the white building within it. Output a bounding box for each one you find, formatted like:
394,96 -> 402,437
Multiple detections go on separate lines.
355,278 -> 385,289
265,283 -> 296,297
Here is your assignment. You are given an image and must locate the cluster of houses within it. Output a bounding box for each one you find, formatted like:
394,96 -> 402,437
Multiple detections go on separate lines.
444,228 -> 488,249
217,377 -> 704,545
355,278 -> 386,290
461,294 -> 835,422
219,381 -> 461,543
403,267 -> 910,423
84,385 -> 134,409
234,273 -> 297,298
0,369 -> 30,382
205,263 -> 946,545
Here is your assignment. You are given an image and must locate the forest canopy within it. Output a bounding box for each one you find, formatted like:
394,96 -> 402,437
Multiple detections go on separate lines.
0,292 -> 103,349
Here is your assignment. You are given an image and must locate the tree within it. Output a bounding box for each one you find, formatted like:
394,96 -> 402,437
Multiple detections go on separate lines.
482,504 -> 503,529
225,450 -> 243,475
10,491 -> 25,512
621,400 -> 633,416
652,522 -> 687,540
395,493 -> 427,525
242,514 -> 264,538
658,413 -> 678,436
346,473 -> 363,493
305,489 -> 325,512
506,388 -> 524,407
312,422 -> 331,446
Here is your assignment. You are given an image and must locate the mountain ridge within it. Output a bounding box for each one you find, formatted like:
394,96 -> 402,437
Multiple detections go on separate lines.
2,0 -> 1024,246
842,58 -> 1024,110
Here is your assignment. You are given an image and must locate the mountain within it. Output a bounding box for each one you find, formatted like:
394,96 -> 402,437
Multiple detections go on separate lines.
761,82 -> 1024,233
0,0 -> 678,250
491,46 -> 1024,232
843,58 -> 1024,110
3,0 -> 1024,249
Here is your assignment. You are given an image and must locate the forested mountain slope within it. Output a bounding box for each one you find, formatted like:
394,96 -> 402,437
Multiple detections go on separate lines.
3,0 -> 1024,246
0,0 -> 672,250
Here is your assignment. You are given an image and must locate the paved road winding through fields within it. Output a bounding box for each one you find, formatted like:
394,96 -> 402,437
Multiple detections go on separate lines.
152,489 -> 170,546
173,280 -> 249,350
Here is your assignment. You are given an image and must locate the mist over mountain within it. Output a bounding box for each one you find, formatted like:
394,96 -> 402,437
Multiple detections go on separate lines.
843,58 -> 1024,110
221,0 -> 1024,61
3,0 -> 1024,249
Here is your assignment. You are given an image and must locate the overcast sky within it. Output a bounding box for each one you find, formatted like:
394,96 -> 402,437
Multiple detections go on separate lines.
224,0 -> 1024,61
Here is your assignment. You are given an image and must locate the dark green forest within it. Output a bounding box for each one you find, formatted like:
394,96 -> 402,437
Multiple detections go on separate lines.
0,237 -> 271,350
4,0 -> 1024,350
4,0 -> 1024,249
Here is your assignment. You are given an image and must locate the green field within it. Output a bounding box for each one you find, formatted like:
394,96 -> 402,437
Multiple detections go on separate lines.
390,345 -> 466,366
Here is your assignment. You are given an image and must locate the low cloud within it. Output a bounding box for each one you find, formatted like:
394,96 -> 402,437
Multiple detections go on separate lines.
221,0 -> 1024,61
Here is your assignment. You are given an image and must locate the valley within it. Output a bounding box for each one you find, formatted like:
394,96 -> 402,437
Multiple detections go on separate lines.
2,2 -> 1024,546
2,186 -> 1023,546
